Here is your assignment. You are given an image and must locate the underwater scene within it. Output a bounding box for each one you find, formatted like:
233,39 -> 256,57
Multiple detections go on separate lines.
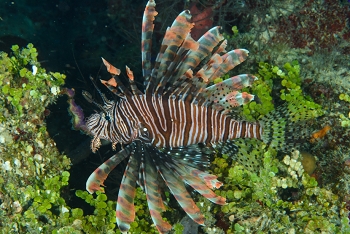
1,0 -> 350,233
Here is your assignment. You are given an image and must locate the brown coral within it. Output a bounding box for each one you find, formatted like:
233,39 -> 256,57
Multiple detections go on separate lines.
274,0 -> 350,53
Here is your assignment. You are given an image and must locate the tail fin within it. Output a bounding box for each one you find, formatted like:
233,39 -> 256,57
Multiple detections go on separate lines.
221,138 -> 265,173
259,102 -> 322,151
220,102 -> 322,173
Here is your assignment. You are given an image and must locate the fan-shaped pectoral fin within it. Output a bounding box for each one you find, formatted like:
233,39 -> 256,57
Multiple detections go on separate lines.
86,147 -> 131,194
142,150 -> 172,233
116,152 -> 140,232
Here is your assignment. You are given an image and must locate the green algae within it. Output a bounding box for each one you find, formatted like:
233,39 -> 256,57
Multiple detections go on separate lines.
203,59 -> 350,231
241,61 -> 323,121
0,44 -> 65,117
2,43 -> 348,234
202,149 -> 350,233
0,44 -> 119,233
74,187 -> 163,233
0,44 -> 158,233
339,93 -> 350,103
0,44 -> 75,233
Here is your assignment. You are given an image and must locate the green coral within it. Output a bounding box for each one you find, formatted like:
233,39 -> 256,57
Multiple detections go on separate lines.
339,93 -> 350,103
339,114 -> 350,128
201,60 -> 347,232
75,187 -> 165,233
0,44 -> 134,233
74,190 -> 117,233
205,149 -> 350,233
0,44 -> 74,232
0,43 -> 164,233
223,26 -> 239,40
0,43 -> 65,117
242,61 -> 323,121
173,223 -> 184,234
4,172 -> 72,232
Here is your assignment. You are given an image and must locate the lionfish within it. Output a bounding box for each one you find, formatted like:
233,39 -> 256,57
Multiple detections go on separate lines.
72,0 -> 308,233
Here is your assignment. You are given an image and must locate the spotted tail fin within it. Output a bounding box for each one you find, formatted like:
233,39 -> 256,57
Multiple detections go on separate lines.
221,138 -> 264,173
259,103 -> 321,151
220,103 -> 320,173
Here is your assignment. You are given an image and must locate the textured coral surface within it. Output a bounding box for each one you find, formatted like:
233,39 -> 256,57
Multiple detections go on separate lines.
1,0 -> 350,233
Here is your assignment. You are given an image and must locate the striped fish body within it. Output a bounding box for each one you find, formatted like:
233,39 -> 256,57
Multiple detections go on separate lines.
87,93 -> 262,150
78,0 -> 309,233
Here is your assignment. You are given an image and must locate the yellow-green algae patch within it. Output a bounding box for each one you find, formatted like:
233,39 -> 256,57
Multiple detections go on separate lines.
0,44 -> 169,233
199,149 -> 350,233
0,44 -> 118,233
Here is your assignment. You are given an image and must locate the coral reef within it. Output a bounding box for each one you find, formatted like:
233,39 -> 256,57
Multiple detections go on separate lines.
1,0 -> 350,232
0,43 -> 191,234
202,149 -> 350,233
201,55 -> 350,231
240,60 -> 323,121
218,2 -> 350,224
0,44 -> 72,232
274,0 -> 350,53
299,152 -> 317,175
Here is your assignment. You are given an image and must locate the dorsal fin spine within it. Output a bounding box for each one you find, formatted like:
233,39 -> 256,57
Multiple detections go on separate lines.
151,10 -> 194,94
101,58 -> 132,97
175,26 -> 224,78
142,0 -> 158,89
126,66 -> 143,95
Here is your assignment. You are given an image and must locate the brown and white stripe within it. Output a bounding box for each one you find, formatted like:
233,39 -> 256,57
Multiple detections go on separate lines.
91,93 -> 264,149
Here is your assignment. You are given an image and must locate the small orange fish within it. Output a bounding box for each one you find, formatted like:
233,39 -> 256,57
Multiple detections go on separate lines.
310,125 -> 331,143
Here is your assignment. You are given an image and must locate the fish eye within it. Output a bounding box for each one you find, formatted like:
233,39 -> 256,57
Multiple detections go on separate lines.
105,115 -> 111,121
100,112 -> 111,121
